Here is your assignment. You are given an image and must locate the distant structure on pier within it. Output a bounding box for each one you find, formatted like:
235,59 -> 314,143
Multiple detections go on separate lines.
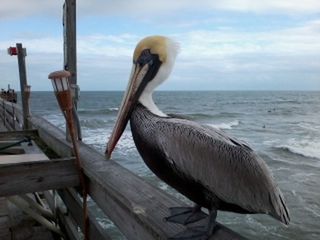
0,85 -> 17,103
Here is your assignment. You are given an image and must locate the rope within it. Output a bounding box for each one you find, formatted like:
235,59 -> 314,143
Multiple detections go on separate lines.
0,137 -> 31,152
66,109 -> 89,240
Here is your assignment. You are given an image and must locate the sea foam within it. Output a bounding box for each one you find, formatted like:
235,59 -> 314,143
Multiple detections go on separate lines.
277,139 -> 320,160
207,120 -> 240,130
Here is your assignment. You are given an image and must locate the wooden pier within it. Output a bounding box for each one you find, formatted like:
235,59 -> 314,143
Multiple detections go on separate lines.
0,94 -> 248,240
1,1 -> 248,238
0,120 -> 57,239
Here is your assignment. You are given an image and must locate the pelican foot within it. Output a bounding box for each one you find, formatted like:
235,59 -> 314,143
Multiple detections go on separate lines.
168,226 -> 209,240
165,206 -> 208,225
168,209 -> 218,240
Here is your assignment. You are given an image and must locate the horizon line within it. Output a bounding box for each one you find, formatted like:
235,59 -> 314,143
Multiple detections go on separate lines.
10,89 -> 320,92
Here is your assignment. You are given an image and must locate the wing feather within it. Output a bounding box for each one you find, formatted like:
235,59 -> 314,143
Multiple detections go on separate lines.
154,117 -> 289,222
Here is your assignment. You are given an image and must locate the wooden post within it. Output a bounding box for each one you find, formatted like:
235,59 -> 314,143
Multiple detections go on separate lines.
16,43 -> 29,130
63,0 -> 82,140
63,0 -> 77,94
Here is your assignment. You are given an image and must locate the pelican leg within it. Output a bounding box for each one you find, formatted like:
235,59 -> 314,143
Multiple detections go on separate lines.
206,209 -> 217,236
165,205 -> 208,225
168,209 -> 217,240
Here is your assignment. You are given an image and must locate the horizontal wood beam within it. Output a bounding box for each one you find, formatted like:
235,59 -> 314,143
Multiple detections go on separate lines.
0,129 -> 38,140
0,159 -> 79,197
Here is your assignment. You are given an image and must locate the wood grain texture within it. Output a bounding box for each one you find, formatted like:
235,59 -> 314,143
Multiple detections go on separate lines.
0,129 -> 38,140
58,188 -> 111,240
0,159 -> 79,197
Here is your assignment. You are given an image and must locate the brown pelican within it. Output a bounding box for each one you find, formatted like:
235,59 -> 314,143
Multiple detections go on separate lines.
106,36 -> 290,239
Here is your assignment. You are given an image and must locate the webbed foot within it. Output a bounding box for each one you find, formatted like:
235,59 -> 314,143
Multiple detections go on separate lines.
165,206 -> 208,225
167,208 -> 218,240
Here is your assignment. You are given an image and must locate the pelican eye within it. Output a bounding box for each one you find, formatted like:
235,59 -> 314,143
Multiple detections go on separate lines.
137,49 -> 156,66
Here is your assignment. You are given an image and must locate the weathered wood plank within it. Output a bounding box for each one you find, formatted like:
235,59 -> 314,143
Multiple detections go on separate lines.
31,117 -> 72,158
6,197 -> 56,240
44,188 -> 112,240
0,139 -> 47,157
43,189 -> 81,240
0,138 -> 47,162
30,115 -> 246,239
0,198 -> 7,217
0,98 -> 23,126
58,188 -> 111,240
0,153 -> 48,164
0,146 -> 25,155
0,197 -> 10,240
57,210 -> 81,240
0,159 -> 79,197
0,215 -> 11,240
0,129 -> 38,140
21,141 -> 44,155
2,116 -> 14,131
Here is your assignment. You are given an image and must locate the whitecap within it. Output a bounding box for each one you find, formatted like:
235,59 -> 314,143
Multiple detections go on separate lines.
207,120 -> 240,130
80,119 -> 110,129
277,139 -> 320,160
83,128 -> 136,154
297,122 -> 320,133
44,113 -> 65,129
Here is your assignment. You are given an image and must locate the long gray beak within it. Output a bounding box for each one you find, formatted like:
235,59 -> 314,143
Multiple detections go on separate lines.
105,63 -> 147,158
105,55 -> 161,159
105,50 -> 161,159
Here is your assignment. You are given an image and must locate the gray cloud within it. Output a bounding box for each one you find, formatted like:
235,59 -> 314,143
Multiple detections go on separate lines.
1,0 -> 320,20
1,1 -> 319,90
0,0 -> 62,20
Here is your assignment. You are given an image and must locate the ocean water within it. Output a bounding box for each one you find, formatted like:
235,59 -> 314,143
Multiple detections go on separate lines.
29,91 -> 320,239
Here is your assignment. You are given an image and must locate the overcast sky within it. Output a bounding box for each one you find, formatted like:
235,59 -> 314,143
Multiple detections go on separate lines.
0,0 -> 319,91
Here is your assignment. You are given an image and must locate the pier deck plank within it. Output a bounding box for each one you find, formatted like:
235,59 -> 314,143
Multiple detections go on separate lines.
0,121 -> 57,240
0,158 -> 79,197
0,127 -> 79,197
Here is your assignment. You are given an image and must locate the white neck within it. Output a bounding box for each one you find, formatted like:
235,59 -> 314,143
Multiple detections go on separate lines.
137,37 -> 179,117
139,91 -> 167,117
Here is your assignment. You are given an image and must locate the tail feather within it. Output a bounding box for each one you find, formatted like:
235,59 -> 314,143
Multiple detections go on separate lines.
278,193 -> 290,225
269,190 -> 290,225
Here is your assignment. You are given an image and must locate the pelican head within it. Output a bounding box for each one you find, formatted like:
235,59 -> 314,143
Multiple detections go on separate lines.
106,35 -> 179,158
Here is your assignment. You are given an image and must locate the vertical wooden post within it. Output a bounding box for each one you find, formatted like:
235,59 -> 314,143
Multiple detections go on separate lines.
63,0 -> 77,106
16,43 -> 29,130
63,0 -> 82,140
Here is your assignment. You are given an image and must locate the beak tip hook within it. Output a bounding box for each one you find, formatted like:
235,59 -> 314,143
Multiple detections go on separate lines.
105,146 -> 112,160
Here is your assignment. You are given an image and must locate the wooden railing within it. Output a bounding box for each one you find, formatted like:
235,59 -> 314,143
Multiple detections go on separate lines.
0,97 -> 23,130
0,97 -> 246,240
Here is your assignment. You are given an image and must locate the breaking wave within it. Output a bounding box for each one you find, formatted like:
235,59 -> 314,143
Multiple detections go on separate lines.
207,120 -> 240,130
275,139 -> 320,160
78,107 -> 119,115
